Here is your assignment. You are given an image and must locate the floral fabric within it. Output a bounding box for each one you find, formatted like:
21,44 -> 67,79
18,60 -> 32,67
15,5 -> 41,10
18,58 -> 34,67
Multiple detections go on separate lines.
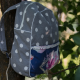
30,45 -> 59,77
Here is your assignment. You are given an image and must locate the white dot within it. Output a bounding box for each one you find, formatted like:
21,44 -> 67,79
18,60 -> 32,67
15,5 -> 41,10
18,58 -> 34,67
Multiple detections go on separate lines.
24,2 -> 27,4
41,14 -> 43,17
31,36 -> 33,40
31,7 -> 35,10
19,12 -> 22,15
27,18 -> 30,22
53,39 -> 55,43
24,66 -> 28,71
21,30 -> 24,33
37,5 -> 39,8
36,42 -> 39,46
26,38 -> 30,42
51,18 -> 54,22
19,58 -> 22,62
1,41 -> 4,44
46,41 -> 48,45
50,33 -> 52,37
34,13 -> 36,16
41,34 -> 44,38
39,20 -> 42,24
13,63 -> 16,67
16,4 -> 20,7
35,28 -> 38,32
26,52 -> 29,56
45,27 -> 48,31
45,13 -> 48,16
15,24 -> 19,28
19,72 -> 22,75
56,24 -> 58,27
1,28 -> 3,31
15,49 -> 18,53
13,42 -> 15,45
55,32 -> 57,35
20,44 -> 23,48
15,35 -> 18,39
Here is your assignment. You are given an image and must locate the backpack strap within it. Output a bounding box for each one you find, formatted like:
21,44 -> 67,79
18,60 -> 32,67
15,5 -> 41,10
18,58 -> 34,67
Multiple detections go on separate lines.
0,2 -> 21,54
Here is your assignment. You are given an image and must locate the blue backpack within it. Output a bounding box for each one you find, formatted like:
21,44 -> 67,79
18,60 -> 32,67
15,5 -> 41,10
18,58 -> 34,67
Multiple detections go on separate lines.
0,0 -> 59,78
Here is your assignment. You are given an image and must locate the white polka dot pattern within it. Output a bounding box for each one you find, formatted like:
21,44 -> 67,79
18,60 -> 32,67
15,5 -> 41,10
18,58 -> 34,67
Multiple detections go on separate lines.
41,34 -> 44,38
21,30 -> 24,33
39,20 -> 42,24
1,41 -> 4,44
31,7 -> 35,10
19,58 -> 22,62
20,44 -> 23,48
37,5 -> 39,8
26,38 -> 30,42
36,42 -> 39,46
27,18 -> 30,22
19,12 -> 22,15
19,72 -> 22,75
31,36 -> 33,40
13,42 -> 15,45
55,32 -> 57,35
15,24 -> 19,28
45,13 -> 48,16
15,35 -> 18,39
1,28 -> 3,31
26,52 -> 29,56
45,27 -> 48,31
13,63 -> 16,67
24,66 -> 28,71
50,33 -> 52,37
35,28 -> 38,32
24,2 -> 27,4
16,4 -> 20,7
53,39 -> 55,43
15,49 -> 18,53
56,24 -> 58,27
46,41 -> 48,45
51,18 -> 54,22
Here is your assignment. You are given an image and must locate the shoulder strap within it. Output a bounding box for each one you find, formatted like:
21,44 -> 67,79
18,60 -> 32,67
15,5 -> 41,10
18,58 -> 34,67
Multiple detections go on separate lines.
0,2 -> 21,52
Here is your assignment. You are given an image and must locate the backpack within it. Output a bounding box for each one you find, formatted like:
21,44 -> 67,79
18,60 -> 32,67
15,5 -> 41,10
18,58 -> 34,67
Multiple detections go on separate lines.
0,0 -> 59,78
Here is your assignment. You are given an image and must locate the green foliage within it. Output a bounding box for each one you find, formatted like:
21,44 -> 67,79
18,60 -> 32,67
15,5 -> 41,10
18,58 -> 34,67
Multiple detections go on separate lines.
70,32 -> 80,46
75,66 -> 80,80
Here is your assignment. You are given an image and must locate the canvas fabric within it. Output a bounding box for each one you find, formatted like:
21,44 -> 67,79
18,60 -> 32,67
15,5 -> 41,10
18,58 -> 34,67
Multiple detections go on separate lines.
0,1 -> 59,77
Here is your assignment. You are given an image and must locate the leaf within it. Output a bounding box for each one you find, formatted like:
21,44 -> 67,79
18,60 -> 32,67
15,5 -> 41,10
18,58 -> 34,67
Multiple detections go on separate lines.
77,47 -> 80,55
76,26 -> 80,31
75,66 -> 80,80
59,25 -> 66,32
68,24 -> 74,31
63,22 -> 68,30
77,15 -> 80,22
61,39 -> 75,51
77,6 -> 80,12
70,32 -> 80,46
69,18 -> 76,23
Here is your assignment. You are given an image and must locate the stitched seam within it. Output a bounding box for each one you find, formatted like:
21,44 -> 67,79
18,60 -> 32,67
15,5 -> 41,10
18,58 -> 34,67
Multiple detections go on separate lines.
29,11 -> 39,77
19,2 -> 34,30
